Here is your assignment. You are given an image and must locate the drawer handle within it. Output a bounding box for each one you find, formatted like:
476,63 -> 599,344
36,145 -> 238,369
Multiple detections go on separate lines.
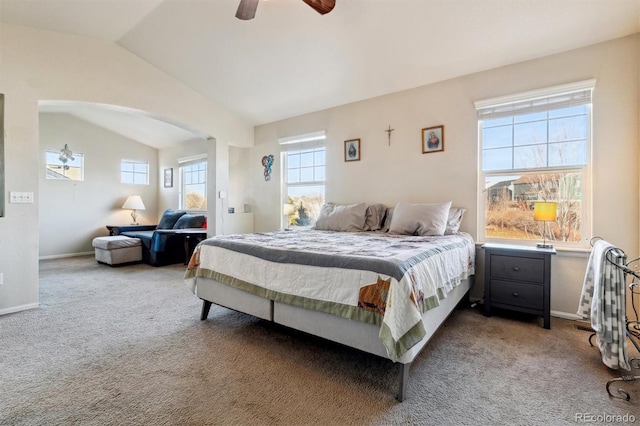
512,266 -> 520,271
512,292 -> 519,297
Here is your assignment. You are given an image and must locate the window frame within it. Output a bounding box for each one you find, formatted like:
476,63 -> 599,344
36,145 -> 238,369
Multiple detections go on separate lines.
476,80 -> 594,248
178,155 -> 207,212
279,131 -> 326,229
120,159 -> 149,185
45,149 -> 84,181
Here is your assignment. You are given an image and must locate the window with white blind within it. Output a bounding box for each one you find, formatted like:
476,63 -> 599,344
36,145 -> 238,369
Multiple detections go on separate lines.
280,131 -> 326,228
121,160 -> 149,185
179,156 -> 207,211
476,80 -> 594,246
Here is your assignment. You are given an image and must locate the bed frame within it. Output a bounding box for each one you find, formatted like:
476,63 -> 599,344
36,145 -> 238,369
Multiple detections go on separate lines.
197,275 -> 473,401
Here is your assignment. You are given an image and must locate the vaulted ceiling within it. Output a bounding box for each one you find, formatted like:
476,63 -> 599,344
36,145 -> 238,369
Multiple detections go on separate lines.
2,0 -> 639,146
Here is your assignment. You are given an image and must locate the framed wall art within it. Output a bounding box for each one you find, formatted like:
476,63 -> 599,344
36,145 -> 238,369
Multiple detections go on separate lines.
422,125 -> 444,154
164,168 -> 173,188
344,139 -> 361,162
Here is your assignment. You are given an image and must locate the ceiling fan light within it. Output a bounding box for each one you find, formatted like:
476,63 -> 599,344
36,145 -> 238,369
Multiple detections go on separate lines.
58,144 -> 74,163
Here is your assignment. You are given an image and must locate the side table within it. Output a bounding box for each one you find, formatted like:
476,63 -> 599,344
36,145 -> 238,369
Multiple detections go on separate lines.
169,229 -> 208,264
483,243 -> 555,329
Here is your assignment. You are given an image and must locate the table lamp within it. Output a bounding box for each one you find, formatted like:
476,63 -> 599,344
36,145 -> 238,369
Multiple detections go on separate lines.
283,203 -> 295,230
533,202 -> 557,249
122,195 -> 145,225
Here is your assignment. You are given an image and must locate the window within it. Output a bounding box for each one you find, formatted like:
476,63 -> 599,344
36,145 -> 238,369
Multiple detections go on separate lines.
121,160 -> 149,185
179,156 -> 207,210
476,80 -> 594,247
280,131 -> 326,228
45,150 -> 84,180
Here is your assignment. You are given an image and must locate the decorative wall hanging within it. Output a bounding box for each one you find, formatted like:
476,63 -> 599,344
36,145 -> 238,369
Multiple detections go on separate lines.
385,125 -> 395,146
344,139 -> 361,162
262,154 -> 274,181
422,125 -> 444,154
164,168 -> 173,188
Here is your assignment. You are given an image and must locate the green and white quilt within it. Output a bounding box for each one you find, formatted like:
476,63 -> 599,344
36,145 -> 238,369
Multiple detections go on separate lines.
185,230 -> 475,361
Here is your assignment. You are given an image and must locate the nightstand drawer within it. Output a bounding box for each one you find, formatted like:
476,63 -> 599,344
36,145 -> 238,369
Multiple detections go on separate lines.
490,254 -> 544,284
490,280 -> 544,311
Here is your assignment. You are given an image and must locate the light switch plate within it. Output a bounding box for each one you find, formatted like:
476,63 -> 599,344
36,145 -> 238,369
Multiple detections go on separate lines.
9,191 -> 34,203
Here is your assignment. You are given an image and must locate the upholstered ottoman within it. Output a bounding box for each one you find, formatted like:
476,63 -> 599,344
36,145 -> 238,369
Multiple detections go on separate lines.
92,236 -> 142,266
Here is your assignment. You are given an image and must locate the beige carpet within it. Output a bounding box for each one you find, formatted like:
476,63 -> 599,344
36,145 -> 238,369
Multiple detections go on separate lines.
1,256 -> 639,425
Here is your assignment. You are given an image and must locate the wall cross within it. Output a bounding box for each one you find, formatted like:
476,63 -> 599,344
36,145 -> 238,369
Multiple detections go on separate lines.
385,125 -> 395,146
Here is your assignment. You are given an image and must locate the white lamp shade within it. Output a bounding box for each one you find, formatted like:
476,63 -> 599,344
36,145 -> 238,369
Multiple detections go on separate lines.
283,203 -> 295,216
122,195 -> 146,210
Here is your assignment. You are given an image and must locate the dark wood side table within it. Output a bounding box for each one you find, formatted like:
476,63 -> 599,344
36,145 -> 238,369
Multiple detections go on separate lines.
106,224 -> 157,236
169,229 -> 208,264
483,243 -> 555,329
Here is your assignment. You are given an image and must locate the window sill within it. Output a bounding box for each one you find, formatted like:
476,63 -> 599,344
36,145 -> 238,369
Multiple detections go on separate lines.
476,241 -> 590,258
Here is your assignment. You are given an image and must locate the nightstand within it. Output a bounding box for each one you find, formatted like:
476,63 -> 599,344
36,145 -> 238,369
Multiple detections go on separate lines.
482,243 -> 555,329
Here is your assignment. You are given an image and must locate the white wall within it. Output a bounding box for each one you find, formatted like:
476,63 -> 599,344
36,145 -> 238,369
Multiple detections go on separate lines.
251,34 -> 640,317
158,140 -> 254,236
39,113 -> 159,257
228,146 -> 254,213
0,24 -> 253,314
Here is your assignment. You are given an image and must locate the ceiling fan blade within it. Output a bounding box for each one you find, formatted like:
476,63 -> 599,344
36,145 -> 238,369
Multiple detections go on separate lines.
236,0 -> 259,20
302,0 -> 335,15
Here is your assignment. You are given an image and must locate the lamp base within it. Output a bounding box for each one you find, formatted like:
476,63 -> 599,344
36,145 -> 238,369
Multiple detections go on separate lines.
130,210 -> 138,226
536,243 -> 554,249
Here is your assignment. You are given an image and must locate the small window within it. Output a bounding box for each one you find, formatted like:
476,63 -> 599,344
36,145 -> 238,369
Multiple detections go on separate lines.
46,150 -> 84,181
121,160 -> 149,185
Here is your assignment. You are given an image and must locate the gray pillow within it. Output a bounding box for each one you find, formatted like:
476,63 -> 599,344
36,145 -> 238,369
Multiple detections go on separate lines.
173,214 -> 206,229
314,202 -> 367,232
388,201 -> 451,236
381,207 -> 394,233
157,209 -> 186,229
445,207 -> 466,235
365,204 -> 387,231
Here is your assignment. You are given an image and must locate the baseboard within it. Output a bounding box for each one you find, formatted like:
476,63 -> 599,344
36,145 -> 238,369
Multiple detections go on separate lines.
550,310 -> 582,321
467,303 -> 583,322
39,251 -> 94,260
0,302 -> 39,316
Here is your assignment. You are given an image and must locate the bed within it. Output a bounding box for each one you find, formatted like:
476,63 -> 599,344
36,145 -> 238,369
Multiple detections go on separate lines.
184,202 -> 475,401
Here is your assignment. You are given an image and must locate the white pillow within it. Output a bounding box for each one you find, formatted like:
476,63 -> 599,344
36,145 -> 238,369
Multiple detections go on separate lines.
445,207 -> 466,235
388,202 -> 452,236
313,202 -> 368,232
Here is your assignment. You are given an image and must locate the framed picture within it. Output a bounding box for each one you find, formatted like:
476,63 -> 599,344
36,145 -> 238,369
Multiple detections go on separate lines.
163,168 -> 173,188
422,125 -> 444,154
344,139 -> 361,162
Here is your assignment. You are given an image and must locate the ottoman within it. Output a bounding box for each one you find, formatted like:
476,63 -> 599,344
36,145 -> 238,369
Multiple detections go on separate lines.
92,235 -> 142,266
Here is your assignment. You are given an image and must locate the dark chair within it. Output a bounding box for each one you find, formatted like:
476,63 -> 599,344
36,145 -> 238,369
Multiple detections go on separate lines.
111,209 -> 207,266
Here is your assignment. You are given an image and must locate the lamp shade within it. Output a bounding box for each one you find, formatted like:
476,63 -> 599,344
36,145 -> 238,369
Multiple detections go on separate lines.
122,195 -> 145,210
533,202 -> 556,222
283,203 -> 295,216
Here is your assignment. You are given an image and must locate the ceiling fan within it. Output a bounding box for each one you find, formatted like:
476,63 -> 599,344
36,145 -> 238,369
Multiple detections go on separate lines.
236,0 -> 335,20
